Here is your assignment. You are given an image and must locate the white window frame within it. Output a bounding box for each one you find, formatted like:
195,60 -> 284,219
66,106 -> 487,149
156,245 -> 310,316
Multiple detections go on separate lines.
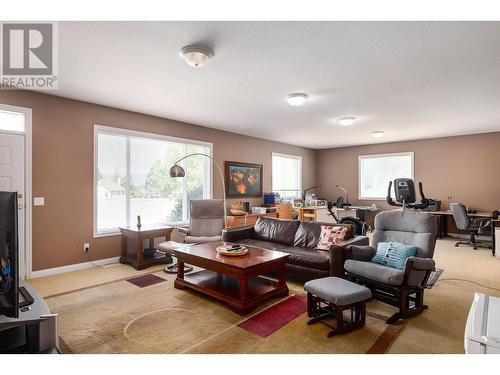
93,125 -> 213,238
271,152 -> 302,199
358,152 -> 414,200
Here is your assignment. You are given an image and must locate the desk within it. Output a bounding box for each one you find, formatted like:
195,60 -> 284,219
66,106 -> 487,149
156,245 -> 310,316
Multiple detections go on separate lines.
429,210 -> 497,256
226,212 -> 277,228
429,210 -> 491,238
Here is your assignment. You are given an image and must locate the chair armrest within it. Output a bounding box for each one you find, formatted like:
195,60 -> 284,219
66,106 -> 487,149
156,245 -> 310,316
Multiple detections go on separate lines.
171,227 -> 189,243
222,225 -> 255,242
408,257 -> 435,271
329,245 -> 346,277
472,217 -> 491,232
403,257 -> 436,287
344,245 -> 376,262
176,227 -> 190,235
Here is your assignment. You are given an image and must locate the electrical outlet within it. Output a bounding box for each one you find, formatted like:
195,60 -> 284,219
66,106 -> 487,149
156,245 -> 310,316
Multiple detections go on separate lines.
83,243 -> 90,253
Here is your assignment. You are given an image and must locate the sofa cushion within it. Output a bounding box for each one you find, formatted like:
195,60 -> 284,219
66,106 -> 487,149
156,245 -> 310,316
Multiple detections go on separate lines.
254,217 -> 300,246
235,239 -> 330,271
344,259 -> 405,286
293,221 -> 354,248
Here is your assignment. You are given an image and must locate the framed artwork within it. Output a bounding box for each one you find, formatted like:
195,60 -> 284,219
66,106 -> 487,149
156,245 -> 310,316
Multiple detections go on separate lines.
225,161 -> 263,198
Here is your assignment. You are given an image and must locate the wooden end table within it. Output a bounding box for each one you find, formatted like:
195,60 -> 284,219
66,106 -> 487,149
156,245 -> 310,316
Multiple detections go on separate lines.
119,224 -> 174,270
173,241 -> 289,315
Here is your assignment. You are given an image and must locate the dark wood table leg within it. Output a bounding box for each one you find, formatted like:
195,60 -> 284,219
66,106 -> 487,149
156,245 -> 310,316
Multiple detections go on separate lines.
443,215 -> 448,237
239,276 -> 248,301
277,264 -> 289,297
136,235 -> 143,264
492,221 -> 496,257
174,257 -> 185,289
120,235 -> 128,264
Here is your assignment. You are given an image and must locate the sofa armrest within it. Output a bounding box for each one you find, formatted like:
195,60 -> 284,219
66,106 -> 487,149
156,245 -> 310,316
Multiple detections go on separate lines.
222,225 -> 256,242
403,257 -> 436,287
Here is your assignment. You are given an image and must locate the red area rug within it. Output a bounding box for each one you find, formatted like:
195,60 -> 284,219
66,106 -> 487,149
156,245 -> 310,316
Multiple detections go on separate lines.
238,294 -> 307,338
126,273 -> 166,288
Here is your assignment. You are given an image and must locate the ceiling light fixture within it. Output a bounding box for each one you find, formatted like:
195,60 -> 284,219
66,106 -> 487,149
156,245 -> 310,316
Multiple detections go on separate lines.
371,131 -> 385,138
285,93 -> 308,106
179,45 -> 214,68
337,117 -> 356,127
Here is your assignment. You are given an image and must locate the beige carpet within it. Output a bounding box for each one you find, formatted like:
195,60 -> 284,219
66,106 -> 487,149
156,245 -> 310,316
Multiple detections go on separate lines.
29,237 -> 500,354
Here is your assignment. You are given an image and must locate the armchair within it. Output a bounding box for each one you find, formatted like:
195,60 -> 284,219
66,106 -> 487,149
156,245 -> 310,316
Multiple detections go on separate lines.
161,199 -> 225,273
344,210 -> 437,323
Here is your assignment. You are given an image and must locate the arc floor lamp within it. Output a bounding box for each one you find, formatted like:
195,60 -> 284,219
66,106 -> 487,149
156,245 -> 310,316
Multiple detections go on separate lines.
166,153 -> 227,274
169,152 -> 227,226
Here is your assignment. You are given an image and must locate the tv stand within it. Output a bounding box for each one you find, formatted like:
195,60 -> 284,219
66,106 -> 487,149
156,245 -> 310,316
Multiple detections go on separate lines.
0,280 -> 59,353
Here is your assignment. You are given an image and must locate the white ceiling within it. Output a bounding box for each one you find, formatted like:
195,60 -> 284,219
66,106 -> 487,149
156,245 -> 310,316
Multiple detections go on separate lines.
52,21 -> 500,149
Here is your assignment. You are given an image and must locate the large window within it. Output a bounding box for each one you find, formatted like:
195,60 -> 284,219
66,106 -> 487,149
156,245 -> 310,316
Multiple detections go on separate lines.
358,152 -> 414,200
94,126 -> 212,236
272,153 -> 302,199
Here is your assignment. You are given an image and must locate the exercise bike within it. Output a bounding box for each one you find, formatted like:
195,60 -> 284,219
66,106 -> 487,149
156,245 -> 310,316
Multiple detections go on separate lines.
386,178 -> 429,210
326,201 -> 367,235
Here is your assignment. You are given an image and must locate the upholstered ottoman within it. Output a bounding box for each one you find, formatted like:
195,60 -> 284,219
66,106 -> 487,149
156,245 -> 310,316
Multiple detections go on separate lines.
304,276 -> 372,337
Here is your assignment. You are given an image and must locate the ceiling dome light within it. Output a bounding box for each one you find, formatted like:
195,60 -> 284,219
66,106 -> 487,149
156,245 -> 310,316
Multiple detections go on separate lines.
371,131 -> 385,138
179,45 -> 214,67
285,93 -> 308,106
337,117 -> 356,126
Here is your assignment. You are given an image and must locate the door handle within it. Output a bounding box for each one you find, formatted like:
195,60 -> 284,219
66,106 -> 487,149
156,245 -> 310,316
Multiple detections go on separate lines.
18,193 -> 23,198
18,204 -> 23,210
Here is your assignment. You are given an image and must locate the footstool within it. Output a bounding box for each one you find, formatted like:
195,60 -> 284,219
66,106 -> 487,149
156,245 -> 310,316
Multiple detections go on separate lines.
304,276 -> 372,337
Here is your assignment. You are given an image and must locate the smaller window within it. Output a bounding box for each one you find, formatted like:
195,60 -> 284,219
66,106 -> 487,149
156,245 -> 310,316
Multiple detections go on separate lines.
272,153 -> 302,199
0,109 -> 25,132
358,152 -> 414,200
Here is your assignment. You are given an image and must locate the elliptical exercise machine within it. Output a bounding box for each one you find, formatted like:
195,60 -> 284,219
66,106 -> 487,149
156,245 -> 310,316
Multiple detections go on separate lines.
386,178 -> 429,210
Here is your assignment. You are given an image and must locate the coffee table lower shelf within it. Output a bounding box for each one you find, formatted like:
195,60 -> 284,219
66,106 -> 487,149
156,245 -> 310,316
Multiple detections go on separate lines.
174,270 -> 289,315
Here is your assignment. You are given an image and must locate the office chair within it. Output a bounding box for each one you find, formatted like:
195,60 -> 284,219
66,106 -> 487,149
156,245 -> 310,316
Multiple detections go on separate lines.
449,203 -> 492,250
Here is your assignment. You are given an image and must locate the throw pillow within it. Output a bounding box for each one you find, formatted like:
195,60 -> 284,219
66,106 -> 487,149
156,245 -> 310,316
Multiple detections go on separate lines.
371,242 -> 417,269
316,225 -> 349,250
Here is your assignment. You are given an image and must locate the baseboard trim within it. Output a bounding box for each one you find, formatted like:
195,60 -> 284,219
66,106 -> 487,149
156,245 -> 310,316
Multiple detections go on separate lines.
29,256 -> 121,279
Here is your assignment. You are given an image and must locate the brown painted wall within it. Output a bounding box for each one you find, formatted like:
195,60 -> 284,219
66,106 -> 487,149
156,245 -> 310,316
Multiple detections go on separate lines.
316,133 -> 500,215
0,91 -> 316,271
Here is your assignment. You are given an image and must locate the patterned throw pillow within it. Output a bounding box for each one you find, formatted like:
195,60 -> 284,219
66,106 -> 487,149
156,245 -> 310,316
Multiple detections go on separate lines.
371,242 -> 417,269
316,225 -> 349,250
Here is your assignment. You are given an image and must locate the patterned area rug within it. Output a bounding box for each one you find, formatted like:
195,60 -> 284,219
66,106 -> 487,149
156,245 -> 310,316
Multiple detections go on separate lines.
45,271 -> 405,354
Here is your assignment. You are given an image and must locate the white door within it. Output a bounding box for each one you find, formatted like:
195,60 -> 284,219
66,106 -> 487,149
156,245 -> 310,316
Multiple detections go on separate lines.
0,133 -> 25,277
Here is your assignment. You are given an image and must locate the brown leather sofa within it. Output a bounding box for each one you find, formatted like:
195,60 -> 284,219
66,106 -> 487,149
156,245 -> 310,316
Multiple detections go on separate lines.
222,217 -> 369,280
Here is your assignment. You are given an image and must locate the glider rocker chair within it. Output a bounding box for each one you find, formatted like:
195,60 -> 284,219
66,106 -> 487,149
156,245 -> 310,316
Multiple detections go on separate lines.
344,210 -> 437,324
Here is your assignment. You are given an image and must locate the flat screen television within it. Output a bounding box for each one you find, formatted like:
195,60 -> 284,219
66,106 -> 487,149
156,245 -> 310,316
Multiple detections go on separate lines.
0,191 -> 33,319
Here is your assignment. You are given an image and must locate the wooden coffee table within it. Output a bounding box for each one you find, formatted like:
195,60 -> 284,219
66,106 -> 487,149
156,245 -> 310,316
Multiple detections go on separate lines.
173,242 -> 290,315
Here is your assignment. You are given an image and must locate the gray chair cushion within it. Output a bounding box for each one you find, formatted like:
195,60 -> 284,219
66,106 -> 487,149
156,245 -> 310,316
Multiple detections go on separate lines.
371,210 -> 437,258
184,235 -> 221,244
304,276 -> 372,305
345,259 -> 405,286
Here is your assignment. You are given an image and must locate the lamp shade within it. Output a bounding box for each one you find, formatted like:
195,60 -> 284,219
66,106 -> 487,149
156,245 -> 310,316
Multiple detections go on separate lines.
170,164 -> 186,177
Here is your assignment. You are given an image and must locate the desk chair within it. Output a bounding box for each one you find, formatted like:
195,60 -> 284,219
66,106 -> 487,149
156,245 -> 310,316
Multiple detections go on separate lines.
450,203 -> 491,250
